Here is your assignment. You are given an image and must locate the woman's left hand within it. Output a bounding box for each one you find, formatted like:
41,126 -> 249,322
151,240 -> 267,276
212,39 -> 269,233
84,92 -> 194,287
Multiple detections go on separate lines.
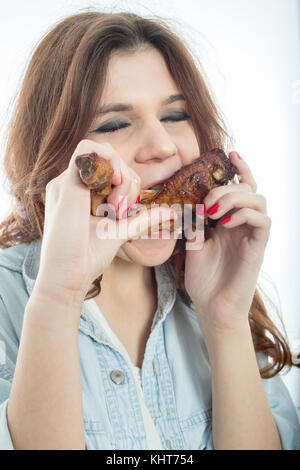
184,151 -> 271,336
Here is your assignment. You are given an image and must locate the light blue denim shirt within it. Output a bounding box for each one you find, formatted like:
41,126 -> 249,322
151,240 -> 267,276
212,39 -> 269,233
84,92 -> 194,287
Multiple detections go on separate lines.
0,238 -> 299,450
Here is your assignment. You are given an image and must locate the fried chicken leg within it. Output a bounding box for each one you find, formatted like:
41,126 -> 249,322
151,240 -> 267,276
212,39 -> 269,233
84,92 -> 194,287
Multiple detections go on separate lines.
75,148 -> 238,218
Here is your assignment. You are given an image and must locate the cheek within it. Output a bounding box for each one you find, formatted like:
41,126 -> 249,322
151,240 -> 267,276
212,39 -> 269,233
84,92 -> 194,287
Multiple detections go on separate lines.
87,133 -> 133,165
179,129 -> 200,165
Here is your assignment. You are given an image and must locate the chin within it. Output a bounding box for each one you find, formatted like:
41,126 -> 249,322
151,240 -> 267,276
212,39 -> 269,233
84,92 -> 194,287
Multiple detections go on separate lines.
119,236 -> 177,266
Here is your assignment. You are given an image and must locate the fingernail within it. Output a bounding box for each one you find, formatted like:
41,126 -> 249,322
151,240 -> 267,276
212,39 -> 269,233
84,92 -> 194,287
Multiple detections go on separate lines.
117,195 -> 125,212
196,203 -> 205,217
121,206 -> 130,219
236,152 -> 242,160
135,195 -> 140,204
221,216 -> 231,225
207,203 -> 219,216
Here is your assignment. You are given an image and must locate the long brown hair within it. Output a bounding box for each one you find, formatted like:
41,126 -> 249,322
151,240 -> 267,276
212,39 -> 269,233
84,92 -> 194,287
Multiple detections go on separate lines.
0,11 -> 297,378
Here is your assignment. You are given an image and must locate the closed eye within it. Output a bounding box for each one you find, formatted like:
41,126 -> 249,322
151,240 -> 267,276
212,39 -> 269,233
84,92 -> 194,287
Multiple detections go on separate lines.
90,112 -> 190,134
161,111 -> 190,123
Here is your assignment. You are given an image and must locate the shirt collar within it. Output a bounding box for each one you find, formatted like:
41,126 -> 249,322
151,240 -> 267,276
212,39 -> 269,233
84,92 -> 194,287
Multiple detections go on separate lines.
22,237 -> 42,297
152,261 -> 177,329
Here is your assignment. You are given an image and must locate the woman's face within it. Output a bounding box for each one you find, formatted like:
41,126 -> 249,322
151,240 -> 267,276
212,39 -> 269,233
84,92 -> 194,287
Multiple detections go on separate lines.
86,46 -> 200,266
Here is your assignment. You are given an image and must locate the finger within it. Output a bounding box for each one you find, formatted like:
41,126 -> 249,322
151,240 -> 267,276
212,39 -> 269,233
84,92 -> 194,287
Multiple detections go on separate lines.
219,208 -> 271,245
229,151 -> 257,193
92,205 -> 178,244
44,168 -> 84,206
108,181 -> 132,219
119,206 -> 178,241
67,140 -> 122,187
203,182 -> 253,211
206,192 -> 267,220
107,164 -> 141,219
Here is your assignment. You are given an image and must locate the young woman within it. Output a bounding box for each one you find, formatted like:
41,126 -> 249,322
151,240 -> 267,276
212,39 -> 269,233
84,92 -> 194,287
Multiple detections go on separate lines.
0,11 -> 299,450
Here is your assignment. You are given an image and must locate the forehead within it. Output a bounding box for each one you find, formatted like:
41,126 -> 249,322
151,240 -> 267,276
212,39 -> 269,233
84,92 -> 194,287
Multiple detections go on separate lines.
101,47 -> 180,104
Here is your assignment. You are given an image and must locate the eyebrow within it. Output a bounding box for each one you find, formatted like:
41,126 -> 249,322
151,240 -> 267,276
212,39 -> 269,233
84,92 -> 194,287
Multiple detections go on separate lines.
95,93 -> 185,116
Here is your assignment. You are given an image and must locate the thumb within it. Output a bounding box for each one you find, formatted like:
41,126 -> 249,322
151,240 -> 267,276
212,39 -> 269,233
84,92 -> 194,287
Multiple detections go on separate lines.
120,206 -> 178,241
90,206 -> 178,244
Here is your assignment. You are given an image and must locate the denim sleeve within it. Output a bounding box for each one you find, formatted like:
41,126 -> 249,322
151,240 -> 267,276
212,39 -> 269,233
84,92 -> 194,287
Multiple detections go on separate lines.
0,294 -> 18,450
262,372 -> 300,450
0,373 -> 14,449
0,394 -> 14,450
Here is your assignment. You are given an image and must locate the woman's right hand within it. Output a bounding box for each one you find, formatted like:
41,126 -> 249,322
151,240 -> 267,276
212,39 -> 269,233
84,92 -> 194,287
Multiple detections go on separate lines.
33,140 -> 176,310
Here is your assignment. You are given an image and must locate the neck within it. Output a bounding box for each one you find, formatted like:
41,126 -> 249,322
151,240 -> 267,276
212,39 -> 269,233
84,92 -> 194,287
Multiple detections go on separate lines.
95,257 -> 157,310
93,258 -> 158,368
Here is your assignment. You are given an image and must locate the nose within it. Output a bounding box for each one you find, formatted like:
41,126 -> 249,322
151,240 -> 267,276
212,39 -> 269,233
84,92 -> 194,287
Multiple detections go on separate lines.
134,118 -> 177,163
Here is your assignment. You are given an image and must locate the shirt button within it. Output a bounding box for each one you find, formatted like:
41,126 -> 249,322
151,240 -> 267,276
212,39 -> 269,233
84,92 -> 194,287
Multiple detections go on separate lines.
110,370 -> 125,385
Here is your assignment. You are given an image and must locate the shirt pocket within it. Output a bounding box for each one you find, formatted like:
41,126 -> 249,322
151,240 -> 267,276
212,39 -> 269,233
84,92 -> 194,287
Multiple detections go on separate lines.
84,419 -> 115,450
179,410 -> 212,450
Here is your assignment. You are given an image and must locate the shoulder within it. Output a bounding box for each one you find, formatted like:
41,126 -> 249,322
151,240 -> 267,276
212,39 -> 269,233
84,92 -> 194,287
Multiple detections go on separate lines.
0,243 -> 35,379
0,243 -> 29,273
0,243 -> 30,298
0,242 -> 33,321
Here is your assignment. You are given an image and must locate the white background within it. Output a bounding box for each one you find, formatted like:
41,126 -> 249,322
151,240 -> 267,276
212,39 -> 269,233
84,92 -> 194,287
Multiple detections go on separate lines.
0,0 -> 299,413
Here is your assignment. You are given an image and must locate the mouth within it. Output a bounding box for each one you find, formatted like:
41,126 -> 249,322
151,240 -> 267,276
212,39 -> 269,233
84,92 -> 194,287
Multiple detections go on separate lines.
137,183 -> 164,203
143,178 -> 169,191
132,225 -> 182,242
76,149 -> 238,241
149,183 -> 164,190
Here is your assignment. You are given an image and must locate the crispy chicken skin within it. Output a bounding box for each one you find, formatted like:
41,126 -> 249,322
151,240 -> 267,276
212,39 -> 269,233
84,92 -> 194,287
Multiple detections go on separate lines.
139,149 -> 237,210
75,148 -> 238,217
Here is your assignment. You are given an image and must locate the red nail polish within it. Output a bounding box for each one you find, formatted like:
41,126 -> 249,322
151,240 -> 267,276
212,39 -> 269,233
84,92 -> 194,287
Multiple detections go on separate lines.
236,152 -> 242,160
117,195 -> 125,212
221,216 -> 231,225
135,195 -> 140,204
207,203 -> 219,216
121,206 -> 130,219
196,203 -> 205,217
